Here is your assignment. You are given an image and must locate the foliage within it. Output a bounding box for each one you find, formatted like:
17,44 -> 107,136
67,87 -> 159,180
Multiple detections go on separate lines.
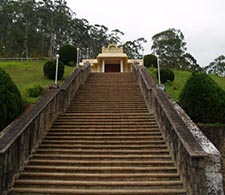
123,38 -> 147,59
43,60 -> 64,80
204,55 -> 225,77
151,28 -> 200,70
144,54 -> 157,68
181,53 -> 202,72
179,73 -> 225,124
58,45 -> 76,65
156,68 -> 175,84
0,0 -> 129,59
27,85 -> 43,98
0,67 -> 23,130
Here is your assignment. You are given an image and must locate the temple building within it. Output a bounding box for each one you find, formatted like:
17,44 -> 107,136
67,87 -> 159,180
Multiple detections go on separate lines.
80,44 -> 142,72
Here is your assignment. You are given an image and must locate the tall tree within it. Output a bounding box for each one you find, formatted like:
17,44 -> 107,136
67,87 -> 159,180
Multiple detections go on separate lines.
151,28 -> 187,68
123,37 -> 147,59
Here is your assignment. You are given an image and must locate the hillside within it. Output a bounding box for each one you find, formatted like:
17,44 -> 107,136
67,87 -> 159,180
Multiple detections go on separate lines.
147,67 -> 225,100
0,61 -> 75,103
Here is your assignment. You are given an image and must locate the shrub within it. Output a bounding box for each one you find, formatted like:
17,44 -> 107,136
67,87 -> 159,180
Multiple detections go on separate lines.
179,72 -> 225,124
156,68 -> 175,83
27,85 -> 43,97
58,45 -> 77,65
144,54 -> 157,68
43,60 -> 64,80
0,67 -> 23,130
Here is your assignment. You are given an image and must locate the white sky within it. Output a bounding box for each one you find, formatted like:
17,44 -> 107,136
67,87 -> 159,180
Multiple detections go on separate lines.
66,0 -> 225,67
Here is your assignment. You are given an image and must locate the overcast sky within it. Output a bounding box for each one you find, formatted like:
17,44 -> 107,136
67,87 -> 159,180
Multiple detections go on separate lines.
66,0 -> 225,67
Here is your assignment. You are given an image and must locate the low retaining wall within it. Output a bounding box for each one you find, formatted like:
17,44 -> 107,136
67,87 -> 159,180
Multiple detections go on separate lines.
132,65 -> 224,195
0,63 -> 91,195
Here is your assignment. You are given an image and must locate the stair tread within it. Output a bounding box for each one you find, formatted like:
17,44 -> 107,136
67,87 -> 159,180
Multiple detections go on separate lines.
10,187 -> 186,194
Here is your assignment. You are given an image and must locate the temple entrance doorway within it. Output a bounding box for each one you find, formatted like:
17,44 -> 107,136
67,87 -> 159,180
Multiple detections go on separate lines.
105,64 -> 120,72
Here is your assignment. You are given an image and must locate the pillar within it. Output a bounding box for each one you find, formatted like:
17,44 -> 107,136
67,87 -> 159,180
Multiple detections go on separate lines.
102,60 -> 105,72
120,60 -> 123,72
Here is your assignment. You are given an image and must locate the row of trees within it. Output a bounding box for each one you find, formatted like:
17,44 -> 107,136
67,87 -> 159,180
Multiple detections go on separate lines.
0,0 -> 146,59
0,1 -> 223,75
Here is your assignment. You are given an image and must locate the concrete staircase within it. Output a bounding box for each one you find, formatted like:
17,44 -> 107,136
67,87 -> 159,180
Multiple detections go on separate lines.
9,73 -> 186,195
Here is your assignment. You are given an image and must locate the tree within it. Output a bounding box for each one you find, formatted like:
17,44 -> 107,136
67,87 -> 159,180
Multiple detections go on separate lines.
181,53 -> 202,72
151,28 -> 189,69
123,37 -> 147,59
204,55 -> 225,77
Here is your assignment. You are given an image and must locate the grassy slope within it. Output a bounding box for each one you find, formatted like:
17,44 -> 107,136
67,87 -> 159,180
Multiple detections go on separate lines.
0,61 -> 75,103
147,67 -> 225,101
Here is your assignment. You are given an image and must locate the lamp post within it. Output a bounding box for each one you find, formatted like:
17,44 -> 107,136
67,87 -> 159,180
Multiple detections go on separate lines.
76,47 -> 80,68
142,48 -> 144,66
156,55 -> 161,85
55,54 -> 60,85
86,47 -> 89,59
156,55 -> 165,90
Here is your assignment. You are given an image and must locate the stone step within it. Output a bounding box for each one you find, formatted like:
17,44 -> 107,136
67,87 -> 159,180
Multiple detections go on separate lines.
13,180 -> 184,191
24,165 -> 177,173
10,187 -> 186,195
52,121 -> 157,125
46,132 -> 161,136
39,143 -> 168,150
32,154 -> 172,161
49,126 -> 159,130
35,148 -> 169,155
41,140 -> 166,145
43,135 -> 164,141
66,108 -> 150,112
60,112 -> 153,116
28,159 -> 175,167
57,115 -> 154,120
19,172 -> 181,181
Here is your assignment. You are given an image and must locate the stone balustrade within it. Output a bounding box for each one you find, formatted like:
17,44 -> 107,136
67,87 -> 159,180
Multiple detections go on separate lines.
132,64 -> 224,195
0,63 -> 91,194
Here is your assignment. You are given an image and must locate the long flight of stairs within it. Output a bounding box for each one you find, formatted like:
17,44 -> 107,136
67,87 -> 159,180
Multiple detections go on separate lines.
9,73 -> 186,195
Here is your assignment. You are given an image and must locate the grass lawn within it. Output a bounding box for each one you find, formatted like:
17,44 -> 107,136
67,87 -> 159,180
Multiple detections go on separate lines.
147,67 -> 225,101
0,60 -> 75,103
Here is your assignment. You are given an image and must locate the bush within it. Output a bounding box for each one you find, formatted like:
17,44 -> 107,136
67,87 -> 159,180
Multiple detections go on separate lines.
58,45 -> 77,65
0,67 -> 23,130
179,72 -> 225,124
144,54 -> 157,68
43,60 -> 64,80
156,68 -> 175,83
27,85 -> 43,97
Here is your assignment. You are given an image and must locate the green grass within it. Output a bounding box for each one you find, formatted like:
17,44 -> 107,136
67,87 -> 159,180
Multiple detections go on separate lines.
147,67 -> 225,101
0,60 -> 75,103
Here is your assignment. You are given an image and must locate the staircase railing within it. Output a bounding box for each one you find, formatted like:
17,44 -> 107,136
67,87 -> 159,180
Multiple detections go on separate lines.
0,63 -> 91,195
132,64 -> 224,195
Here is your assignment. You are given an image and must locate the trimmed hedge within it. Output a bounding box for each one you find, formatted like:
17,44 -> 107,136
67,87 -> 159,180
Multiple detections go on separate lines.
43,60 -> 64,80
144,54 -> 157,68
179,72 -> 225,124
156,68 -> 175,83
0,67 -> 23,130
58,45 -> 77,66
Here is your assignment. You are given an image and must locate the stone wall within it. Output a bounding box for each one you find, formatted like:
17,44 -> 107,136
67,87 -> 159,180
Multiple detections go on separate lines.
0,63 -> 91,195
198,125 -> 225,154
132,65 -> 224,195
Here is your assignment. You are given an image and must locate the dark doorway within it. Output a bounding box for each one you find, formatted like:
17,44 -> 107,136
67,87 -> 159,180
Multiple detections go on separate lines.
105,64 -> 120,72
